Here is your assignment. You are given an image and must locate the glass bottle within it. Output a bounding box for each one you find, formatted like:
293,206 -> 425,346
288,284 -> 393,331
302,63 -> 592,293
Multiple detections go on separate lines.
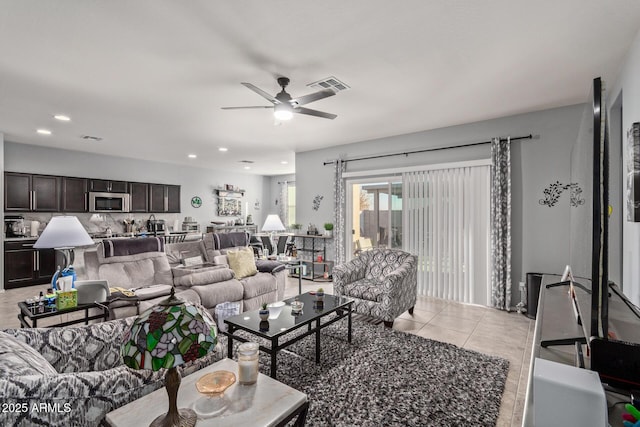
237,342 -> 259,385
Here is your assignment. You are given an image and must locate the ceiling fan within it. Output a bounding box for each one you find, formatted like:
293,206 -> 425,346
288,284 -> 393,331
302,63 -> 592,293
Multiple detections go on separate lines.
221,77 -> 337,120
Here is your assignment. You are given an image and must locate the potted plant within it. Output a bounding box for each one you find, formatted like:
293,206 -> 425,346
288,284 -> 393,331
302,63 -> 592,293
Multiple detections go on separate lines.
290,223 -> 302,233
316,287 -> 325,301
259,303 -> 269,321
323,223 -> 334,237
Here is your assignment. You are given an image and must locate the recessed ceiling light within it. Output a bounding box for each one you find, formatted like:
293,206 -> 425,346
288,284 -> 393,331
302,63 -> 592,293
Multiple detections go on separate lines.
188,154 -> 197,159
54,114 -> 71,121
244,166 -> 251,170
219,147 -> 228,152
281,161 -> 289,165
37,129 -> 51,135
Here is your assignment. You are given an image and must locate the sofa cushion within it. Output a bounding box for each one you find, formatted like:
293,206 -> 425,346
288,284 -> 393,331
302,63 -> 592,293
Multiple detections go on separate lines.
172,266 -> 235,287
342,279 -> 385,303
0,331 -> 57,376
227,248 -> 258,279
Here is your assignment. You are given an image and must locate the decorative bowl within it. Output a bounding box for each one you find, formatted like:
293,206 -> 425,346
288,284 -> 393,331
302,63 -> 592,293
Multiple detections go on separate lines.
267,301 -> 285,318
291,300 -> 304,314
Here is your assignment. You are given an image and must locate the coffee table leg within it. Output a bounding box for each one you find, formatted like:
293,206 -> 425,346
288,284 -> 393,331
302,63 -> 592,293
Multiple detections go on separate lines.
271,337 -> 278,379
348,305 -> 352,343
227,325 -> 234,358
315,318 -> 321,363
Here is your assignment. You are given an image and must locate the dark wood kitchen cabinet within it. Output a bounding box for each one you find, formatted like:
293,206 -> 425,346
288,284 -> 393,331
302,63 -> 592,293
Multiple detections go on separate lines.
61,177 -> 88,212
149,184 -> 181,213
4,172 -> 60,212
89,179 -> 128,193
4,240 -> 57,289
129,182 -> 149,212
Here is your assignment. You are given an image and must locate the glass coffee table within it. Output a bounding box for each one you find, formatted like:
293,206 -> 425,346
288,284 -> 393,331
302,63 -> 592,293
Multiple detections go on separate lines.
222,292 -> 353,379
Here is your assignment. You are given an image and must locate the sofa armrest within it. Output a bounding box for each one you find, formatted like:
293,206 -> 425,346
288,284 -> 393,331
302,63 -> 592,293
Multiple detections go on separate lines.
3,318 -> 134,373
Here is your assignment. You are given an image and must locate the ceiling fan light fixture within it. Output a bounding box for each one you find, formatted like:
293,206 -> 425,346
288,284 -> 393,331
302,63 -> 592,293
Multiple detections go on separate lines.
274,104 -> 293,121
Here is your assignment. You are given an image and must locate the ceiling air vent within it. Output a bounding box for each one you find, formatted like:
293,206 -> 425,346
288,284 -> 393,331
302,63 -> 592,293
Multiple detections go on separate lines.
239,160 -> 254,164
307,76 -> 350,92
81,135 -> 103,142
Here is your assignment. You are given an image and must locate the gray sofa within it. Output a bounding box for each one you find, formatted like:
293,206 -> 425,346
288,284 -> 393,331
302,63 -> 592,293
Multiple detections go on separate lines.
0,318 -> 221,427
82,234 -> 285,318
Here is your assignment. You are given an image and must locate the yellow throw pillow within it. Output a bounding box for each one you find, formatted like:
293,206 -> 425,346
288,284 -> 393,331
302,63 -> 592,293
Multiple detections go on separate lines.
227,248 -> 258,279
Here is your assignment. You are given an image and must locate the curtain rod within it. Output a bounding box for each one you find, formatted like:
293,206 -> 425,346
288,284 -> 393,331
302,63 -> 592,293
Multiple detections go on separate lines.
277,180 -> 296,184
322,134 -> 534,166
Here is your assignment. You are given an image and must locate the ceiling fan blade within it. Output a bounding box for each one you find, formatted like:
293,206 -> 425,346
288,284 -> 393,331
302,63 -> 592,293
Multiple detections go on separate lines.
221,106 -> 272,110
292,89 -> 336,106
241,82 -> 279,104
294,107 -> 337,120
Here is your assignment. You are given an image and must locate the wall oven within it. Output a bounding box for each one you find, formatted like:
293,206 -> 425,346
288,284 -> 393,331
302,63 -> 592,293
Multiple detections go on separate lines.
89,192 -> 130,213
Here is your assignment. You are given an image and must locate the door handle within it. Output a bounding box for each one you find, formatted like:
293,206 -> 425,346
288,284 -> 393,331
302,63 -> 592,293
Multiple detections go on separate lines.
35,251 -> 40,271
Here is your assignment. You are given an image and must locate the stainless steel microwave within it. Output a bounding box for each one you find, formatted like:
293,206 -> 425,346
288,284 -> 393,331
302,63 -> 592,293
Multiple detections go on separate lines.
89,192 -> 130,213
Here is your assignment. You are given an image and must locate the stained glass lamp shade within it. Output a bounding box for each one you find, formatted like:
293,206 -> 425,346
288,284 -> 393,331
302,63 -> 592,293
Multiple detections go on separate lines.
122,289 -> 217,427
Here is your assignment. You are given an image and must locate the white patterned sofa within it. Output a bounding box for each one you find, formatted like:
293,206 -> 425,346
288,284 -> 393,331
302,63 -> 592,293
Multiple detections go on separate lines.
332,248 -> 418,327
0,318 -> 221,427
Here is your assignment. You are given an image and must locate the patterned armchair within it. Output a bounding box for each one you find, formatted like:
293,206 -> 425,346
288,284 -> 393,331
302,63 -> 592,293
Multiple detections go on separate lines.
333,248 -> 418,327
0,318 -> 221,427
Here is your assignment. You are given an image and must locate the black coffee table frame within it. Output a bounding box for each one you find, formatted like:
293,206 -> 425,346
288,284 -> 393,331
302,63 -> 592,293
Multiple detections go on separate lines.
18,301 -> 109,328
223,292 -> 353,379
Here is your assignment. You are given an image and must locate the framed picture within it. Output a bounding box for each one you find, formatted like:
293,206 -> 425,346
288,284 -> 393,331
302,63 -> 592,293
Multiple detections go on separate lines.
225,184 -> 234,191
627,122 -> 640,221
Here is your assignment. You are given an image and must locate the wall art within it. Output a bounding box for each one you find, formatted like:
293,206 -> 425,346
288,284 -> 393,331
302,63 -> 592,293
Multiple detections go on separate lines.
539,181 -> 584,207
190,196 -> 202,208
312,195 -> 324,211
627,122 -> 640,221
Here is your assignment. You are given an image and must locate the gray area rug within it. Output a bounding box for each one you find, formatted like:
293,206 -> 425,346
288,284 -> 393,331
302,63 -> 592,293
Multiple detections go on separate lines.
220,318 -> 509,426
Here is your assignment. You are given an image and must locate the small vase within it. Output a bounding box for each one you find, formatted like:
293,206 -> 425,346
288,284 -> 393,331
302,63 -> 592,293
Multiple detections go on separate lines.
259,309 -> 269,321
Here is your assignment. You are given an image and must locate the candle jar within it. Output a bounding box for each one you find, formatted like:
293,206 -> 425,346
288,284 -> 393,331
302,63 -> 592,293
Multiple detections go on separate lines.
237,342 -> 259,385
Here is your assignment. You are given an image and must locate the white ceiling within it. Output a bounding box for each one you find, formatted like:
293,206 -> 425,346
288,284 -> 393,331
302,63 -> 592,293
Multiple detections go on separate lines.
1,1 -> 639,176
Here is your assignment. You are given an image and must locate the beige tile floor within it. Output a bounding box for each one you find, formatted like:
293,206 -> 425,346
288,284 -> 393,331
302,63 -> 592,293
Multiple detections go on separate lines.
1,277 -> 533,426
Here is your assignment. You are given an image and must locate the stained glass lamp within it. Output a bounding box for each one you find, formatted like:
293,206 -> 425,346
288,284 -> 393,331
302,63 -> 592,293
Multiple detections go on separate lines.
122,288 -> 217,427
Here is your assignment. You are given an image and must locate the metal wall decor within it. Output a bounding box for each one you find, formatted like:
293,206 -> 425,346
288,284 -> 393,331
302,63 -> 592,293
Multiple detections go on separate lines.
312,195 -> 323,211
539,181 -> 584,207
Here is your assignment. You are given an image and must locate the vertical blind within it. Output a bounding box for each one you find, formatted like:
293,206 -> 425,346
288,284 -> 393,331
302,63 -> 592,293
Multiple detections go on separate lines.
403,165 -> 490,305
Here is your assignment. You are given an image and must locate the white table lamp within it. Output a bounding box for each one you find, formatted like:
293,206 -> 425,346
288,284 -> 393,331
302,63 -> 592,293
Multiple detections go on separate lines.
34,215 -> 95,271
262,214 -> 285,256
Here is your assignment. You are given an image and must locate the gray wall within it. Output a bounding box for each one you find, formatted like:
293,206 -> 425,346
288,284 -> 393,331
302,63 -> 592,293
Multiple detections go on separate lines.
610,26 -> 640,304
296,104 -> 585,304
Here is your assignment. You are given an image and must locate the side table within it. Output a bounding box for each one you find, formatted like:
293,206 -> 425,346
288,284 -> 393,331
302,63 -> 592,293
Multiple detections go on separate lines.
17,301 -> 109,328
105,358 -> 308,427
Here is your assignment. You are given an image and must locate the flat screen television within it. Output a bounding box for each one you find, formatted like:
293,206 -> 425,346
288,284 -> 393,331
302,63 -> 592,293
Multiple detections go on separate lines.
569,77 -> 609,340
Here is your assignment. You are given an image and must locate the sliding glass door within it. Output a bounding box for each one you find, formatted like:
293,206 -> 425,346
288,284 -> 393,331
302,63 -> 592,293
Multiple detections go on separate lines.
345,162 -> 490,305
347,179 -> 402,258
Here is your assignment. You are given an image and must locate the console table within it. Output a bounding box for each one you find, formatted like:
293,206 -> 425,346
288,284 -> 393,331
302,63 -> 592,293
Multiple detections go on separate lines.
291,234 -> 333,282
522,274 -> 634,426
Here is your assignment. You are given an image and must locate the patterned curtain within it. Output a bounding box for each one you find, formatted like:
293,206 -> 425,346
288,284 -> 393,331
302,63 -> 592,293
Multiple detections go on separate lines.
490,137 -> 512,311
334,159 -> 347,264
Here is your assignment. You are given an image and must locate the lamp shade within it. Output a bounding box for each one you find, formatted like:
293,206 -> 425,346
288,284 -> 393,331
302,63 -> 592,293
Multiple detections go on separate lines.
33,216 -> 94,249
122,294 -> 217,371
262,214 -> 286,232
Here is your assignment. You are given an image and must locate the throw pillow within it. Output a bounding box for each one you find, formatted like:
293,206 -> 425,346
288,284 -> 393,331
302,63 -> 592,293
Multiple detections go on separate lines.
227,248 -> 258,279
0,331 -> 57,376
